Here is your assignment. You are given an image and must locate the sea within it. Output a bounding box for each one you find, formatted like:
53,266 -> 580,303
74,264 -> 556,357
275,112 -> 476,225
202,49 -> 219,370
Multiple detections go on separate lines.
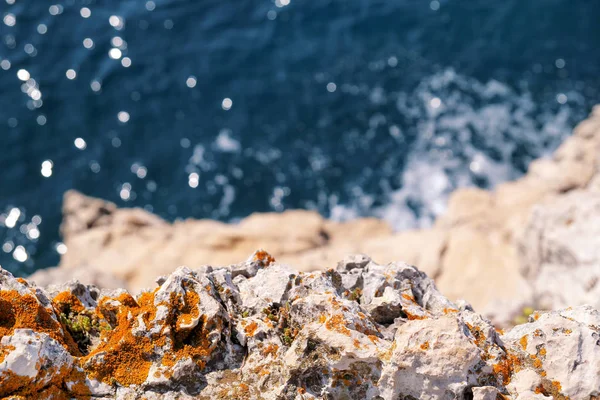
0,0 -> 599,276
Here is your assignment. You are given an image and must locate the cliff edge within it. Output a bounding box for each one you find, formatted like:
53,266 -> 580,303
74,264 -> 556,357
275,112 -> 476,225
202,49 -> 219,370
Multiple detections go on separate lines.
29,106 -> 600,324
3,251 -> 600,399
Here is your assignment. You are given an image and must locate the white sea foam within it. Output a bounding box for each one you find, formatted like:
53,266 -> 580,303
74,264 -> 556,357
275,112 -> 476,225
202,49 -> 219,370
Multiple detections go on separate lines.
331,68 -> 578,230
214,129 -> 241,153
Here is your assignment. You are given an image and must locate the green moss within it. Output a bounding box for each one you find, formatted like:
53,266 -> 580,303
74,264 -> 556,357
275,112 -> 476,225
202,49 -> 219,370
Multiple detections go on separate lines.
282,328 -> 294,346
513,306 -> 536,325
347,288 -> 362,302
58,308 -> 111,353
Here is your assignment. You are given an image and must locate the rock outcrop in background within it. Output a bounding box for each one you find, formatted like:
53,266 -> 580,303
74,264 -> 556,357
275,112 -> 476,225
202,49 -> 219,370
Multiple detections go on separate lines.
4,252 -> 600,399
28,106 -> 600,325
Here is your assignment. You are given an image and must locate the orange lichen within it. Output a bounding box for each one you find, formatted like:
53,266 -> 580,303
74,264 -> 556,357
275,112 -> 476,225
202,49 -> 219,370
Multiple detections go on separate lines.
297,387 -> 306,394
325,314 -> 351,336
534,385 -> 545,394
116,292 -> 138,307
262,343 -> 279,358
531,355 -> 543,369
401,293 -> 416,302
83,293 -> 156,385
404,310 -> 427,320
552,381 -> 562,391
253,250 -> 275,266
519,335 -> 528,350
0,344 -> 14,364
64,367 -> 93,398
443,308 -> 458,314
539,347 -> 547,357
466,323 -> 486,347
0,369 -> 32,397
420,341 -> 430,350
0,360 -> 83,399
492,352 -> 521,385
38,385 -> 72,400
84,286 -> 221,387
175,290 -> 200,328
53,291 -> 86,314
244,321 -> 258,337
318,314 -> 327,324
0,289 -> 81,356
353,339 -> 361,349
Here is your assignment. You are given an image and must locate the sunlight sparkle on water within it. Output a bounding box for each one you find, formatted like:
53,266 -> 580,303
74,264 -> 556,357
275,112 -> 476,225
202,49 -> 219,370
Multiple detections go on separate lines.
221,98 -> 232,110
188,172 -> 199,188
186,76 -> 197,88
557,93 -> 567,104
109,15 -> 124,30
4,208 -> 20,228
109,48 -> 122,59
74,138 -> 87,150
56,243 -> 67,255
13,246 -> 27,262
41,160 -> 53,177
3,13 -> 16,27
118,111 -> 130,123
17,69 -> 30,81
91,80 -> 101,92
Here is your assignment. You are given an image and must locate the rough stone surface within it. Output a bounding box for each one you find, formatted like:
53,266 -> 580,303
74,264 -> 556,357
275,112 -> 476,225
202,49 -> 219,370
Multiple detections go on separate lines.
24,107 -> 600,325
3,251 -> 600,399
518,190 -> 600,311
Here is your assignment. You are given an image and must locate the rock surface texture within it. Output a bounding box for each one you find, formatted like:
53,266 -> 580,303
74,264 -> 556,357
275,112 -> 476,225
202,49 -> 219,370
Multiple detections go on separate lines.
4,251 -> 600,399
27,105 -> 600,325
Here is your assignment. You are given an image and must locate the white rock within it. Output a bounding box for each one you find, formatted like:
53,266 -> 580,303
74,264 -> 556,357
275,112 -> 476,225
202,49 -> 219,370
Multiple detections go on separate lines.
0,329 -> 73,392
502,305 -> 600,399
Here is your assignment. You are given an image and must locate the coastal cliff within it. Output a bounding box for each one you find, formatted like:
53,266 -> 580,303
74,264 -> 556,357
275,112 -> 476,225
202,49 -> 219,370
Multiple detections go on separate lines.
4,252 -> 600,399
29,105 -> 600,324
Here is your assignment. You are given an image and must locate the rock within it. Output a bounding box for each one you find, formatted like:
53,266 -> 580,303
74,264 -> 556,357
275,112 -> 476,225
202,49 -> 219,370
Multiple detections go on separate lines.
518,190 -> 600,311
28,265 -> 129,291
0,329 -> 74,396
472,386 -> 503,400
501,306 -> 600,399
7,252 -> 600,398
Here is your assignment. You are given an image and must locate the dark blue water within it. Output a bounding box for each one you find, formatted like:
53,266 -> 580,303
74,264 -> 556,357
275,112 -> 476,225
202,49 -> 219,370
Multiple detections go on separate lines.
1,0 -> 599,276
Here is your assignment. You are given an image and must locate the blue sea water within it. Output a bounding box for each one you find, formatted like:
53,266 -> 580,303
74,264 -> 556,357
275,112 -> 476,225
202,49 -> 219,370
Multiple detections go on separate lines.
0,0 -> 599,276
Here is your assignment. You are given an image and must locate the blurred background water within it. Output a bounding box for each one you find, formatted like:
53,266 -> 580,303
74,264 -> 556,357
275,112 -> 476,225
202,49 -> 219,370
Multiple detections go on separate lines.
0,0 -> 599,275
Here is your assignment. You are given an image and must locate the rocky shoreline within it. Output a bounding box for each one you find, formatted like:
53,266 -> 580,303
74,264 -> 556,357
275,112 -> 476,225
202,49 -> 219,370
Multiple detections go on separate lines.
3,251 -> 600,399
29,105 -> 600,325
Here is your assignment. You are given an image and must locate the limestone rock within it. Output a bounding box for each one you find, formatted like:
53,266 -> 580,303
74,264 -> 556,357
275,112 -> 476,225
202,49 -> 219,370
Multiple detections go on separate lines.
7,253 -> 600,398
518,190 -> 600,311
501,306 -> 600,399
28,265 -> 129,291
